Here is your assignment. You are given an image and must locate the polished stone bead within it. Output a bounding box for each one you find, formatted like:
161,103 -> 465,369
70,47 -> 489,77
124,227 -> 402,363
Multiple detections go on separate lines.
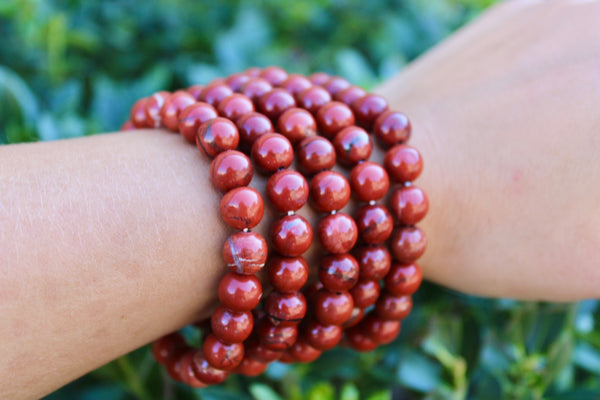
304,320 -> 342,351
225,72 -> 251,91
130,98 -> 150,128
322,76 -> 351,96
389,185 -> 429,225
352,94 -> 389,129
318,212 -> 358,254
236,112 -> 274,147
316,101 -> 355,138
333,126 -> 372,165
355,204 -> 394,243
178,351 -> 207,388
319,253 -> 359,292
152,332 -> 186,364
240,78 -> 273,103
361,315 -> 401,345
288,339 -> 322,363
266,169 -> 309,212
232,356 -> 268,376
390,226 -> 427,263
251,133 -> 294,173
258,89 -> 296,120
186,84 -> 205,100
374,111 -> 411,145
199,83 -> 234,107
218,272 -> 262,312
265,291 -> 307,325
160,91 -> 196,131
192,351 -> 229,384
349,161 -> 390,202
313,289 -> 354,326
354,245 -> 391,280
203,333 -> 244,370
257,317 -> 298,350
268,256 -> 309,293
345,326 -> 378,352
210,150 -> 253,192
296,86 -> 332,114
349,279 -> 380,308
343,307 -> 365,328
211,305 -> 254,344
217,93 -> 255,121
277,107 -> 317,145
270,214 -> 313,257
384,262 -> 422,296
220,187 -> 264,230
376,292 -> 412,321
144,91 -> 170,128
244,67 -> 262,77
281,74 -> 313,96
259,66 -> 289,86
384,144 -> 423,183
222,231 -> 268,275
297,136 -> 336,175
244,336 -> 283,362
308,72 -> 330,86
334,86 -> 367,106
165,348 -> 190,382
120,120 -> 135,131
196,117 -> 240,158
178,102 -> 218,143
310,170 -> 351,212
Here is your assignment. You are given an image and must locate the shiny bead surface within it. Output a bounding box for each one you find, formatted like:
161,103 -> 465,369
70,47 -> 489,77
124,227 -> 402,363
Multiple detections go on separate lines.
266,170 -> 309,212
259,66 -> 289,86
192,352 -> 229,384
297,136 -> 336,175
384,262 -> 422,296
251,133 -> 294,173
225,72 -> 251,91
334,86 -> 367,106
186,84 -> 205,100
349,161 -> 390,202
222,231 -> 268,275
349,279 -> 380,308
179,352 -> 207,388
144,91 -> 170,128
277,108 -> 317,145
217,93 -> 255,121
265,291 -> 307,325
333,126 -> 372,165
241,78 -> 273,102
210,150 -> 253,192
343,307 -> 365,328
288,339 -> 322,363
166,350 -> 189,382
245,337 -> 283,362
211,306 -> 253,343
318,213 -> 358,254
218,272 -> 262,312
384,144 -> 423,183
268,256 -> 309,293
160,91 -> 196,131
354,245 -> 391,280
352,94 -> 388,129
200,83 -> 234,107
281,74 -> 312,96
220,187 -> 264,230
362,315 -> 401,345
236,112 -> 273,146
308,72 -> 330,86
258,89 -> 296,120
346,326 -> 378,352
376,292 -> 412,321
390,226 -> 427,263
310,171 -> 351,212
152,332 -> 186,364
178,102 -> 218,143
197,117 -> 240,158
131,98 -> 150,128
304,320 -> 342,351
120,120 -> 135,131
270,214 -> 313,257
313,289 -> 354,326
318,253 -> 359,292
323,76 -> 351,96
374,111 -> 411,145
244,67 -> 262,77
233,356 -> 268,376
258,317 -> 298,350
297,86 -> 332,114
389,185 -> 429,225
316,101 -> 355,138
355,204 -> 394,243
203,333 -> 244,370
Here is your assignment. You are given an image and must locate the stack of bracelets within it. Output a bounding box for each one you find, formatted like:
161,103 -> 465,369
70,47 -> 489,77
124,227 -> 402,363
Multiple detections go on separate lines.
121,66 -> 427,388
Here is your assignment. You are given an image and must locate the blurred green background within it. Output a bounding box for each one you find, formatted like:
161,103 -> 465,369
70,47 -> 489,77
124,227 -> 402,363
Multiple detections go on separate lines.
2,0 -> 600,399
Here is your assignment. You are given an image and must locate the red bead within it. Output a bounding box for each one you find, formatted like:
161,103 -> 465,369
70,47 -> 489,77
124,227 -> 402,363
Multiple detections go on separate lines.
197,117 -> 240,158
304,320 -> 342,351
267,170 -> 309,212
210,150 -> 253,192
355,204 -> 394,243
218,93 -> 255,121
343,307 -> 365,328
268,256 -> 309,293
192,351 -> 229,384
203,333 -> 244,370
244,337 -> 283,363
178,351 -> 207,388
225,72 -> 251,91
281,74 -> 313,96
200,83 -> 234,107
278,351 -> 295,364
220,187 -> 264,230
178,102 -> 218,143
333,126 -> 372,165
349,279 -> 380,308
152,332 -> 186,364
349,162 -> 390,202
384,144 -> 423,183
310,171 -> 351,212
257,317 -> 298,350
316,101 -> 355,138
334,86 -> 367,106
345,326 -> 378,352
297,86 -> 332,114
354,245 -> 391,280
302,281 -> 323,300
277,108 -> 317,145
308,72 -> 330,86
236,112 -> 274,146
166,349 -> 189,382
251,133 -> 294,173
218,272 -> 262,312
389,186 -> 429,225
313,289 -> 354,326
270,214 -> 313,257
233,356 -> 268,376
361,315 -> 401,345
390,226 -> 427,262
120,120 -> 135,131
374,111 -> 411,145
258,89 -> 296,120
144,91 -> 170,128
244,67 -> 262,78
259,66 -> 289,86
297,136 -> 336,175
160,91 -> 196,131
222,231 -> 268,275
384,262 -> 422,295
318,253 -> 359,292
187,84 -> 205,100
240,78 -> 273,102
265,291 -> 307,325
323,76 -> 351,96
211,305 -> 254,343
318,213 -> 358,254
376,292 -> 412,321
130,98 -> 150,128
352,94 -> 388,129
288,339 -> 322,363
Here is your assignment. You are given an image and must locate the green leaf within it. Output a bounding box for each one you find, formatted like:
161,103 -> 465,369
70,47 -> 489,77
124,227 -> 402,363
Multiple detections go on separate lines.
339,383 -> 359,400
249,383 -> 283,400
365,390 -> 391,400
306,382 -> 335,400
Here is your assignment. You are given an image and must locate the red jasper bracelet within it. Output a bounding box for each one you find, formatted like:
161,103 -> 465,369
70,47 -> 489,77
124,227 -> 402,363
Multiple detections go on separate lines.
122,66 -> 427,387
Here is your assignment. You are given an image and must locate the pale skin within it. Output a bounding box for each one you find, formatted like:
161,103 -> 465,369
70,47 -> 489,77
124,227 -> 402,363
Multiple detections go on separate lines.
1,1 -> 600,398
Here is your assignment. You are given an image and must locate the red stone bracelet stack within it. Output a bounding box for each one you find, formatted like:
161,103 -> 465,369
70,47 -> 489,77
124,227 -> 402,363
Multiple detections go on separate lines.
122,67 -> 427,387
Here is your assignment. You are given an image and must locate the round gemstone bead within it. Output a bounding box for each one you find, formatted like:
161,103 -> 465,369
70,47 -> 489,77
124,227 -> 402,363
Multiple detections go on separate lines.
318,212 -> 358,254
152,332 -> 186,364
225,72 -> 251,91
390,226 -> 427,263
178,352 -> 207,388
302,281 -> 324,300
211,305 -> 254,343
389,186 -> 429,225
277,108 -> 317,145
296,86 -> 331,114
130,98 -> 150,128
203,333 -> 244,370
288,339 -> 322,363
313,289 -> 354,326
343,307 -> 365,328
333,126 -> 372,165
259,66 -> 289,86
316,101 -> 355,138
144,91 -> 170,128
361,315 -> 401,345
218,272 -> 262,312
349,279 -> 380,308
310,171 -> 351,212
304,320 -> 342,351
374,111 -> 411,145
319,253 -> 359,292
187,84 -> 205,100
352,94 -> 389,129
297,136 -> 336,175
178,102 -> 218,143
349,162 -> 390,202
322,76 -> 351,96
384,262 -> 422,296
268,256 -> 309,293
355,204 -> 394,243
200,83 -> 234,107
241,78 -> 273,103
222,231 -> 268,275
160,91 -> 196,131
257,317 -> 298,350
120,120 -> 135,131
270,214 -> 313,257
354,245 -> 392,280
281,74 -> 313,96
346,326 -> 378,352
236,112 -> 273,147
210,150 -> 253,192
192,352 -> 229,384
244,337 -> 283,362
166,350 -> 189,382
220,187 -> 264,230
258,89 -> 296,120
196,117 -> 240,158
265,291 -> 307,325
334,86 -> 367,106
244,67 -> 262,77
266,170 -> 309,212
233,356 -> 268,376
384,144 -> 423,183
217,93 -> 255,121
251,133 -> 294,173
376,292 -> 412,321
308,72 -> 330,86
